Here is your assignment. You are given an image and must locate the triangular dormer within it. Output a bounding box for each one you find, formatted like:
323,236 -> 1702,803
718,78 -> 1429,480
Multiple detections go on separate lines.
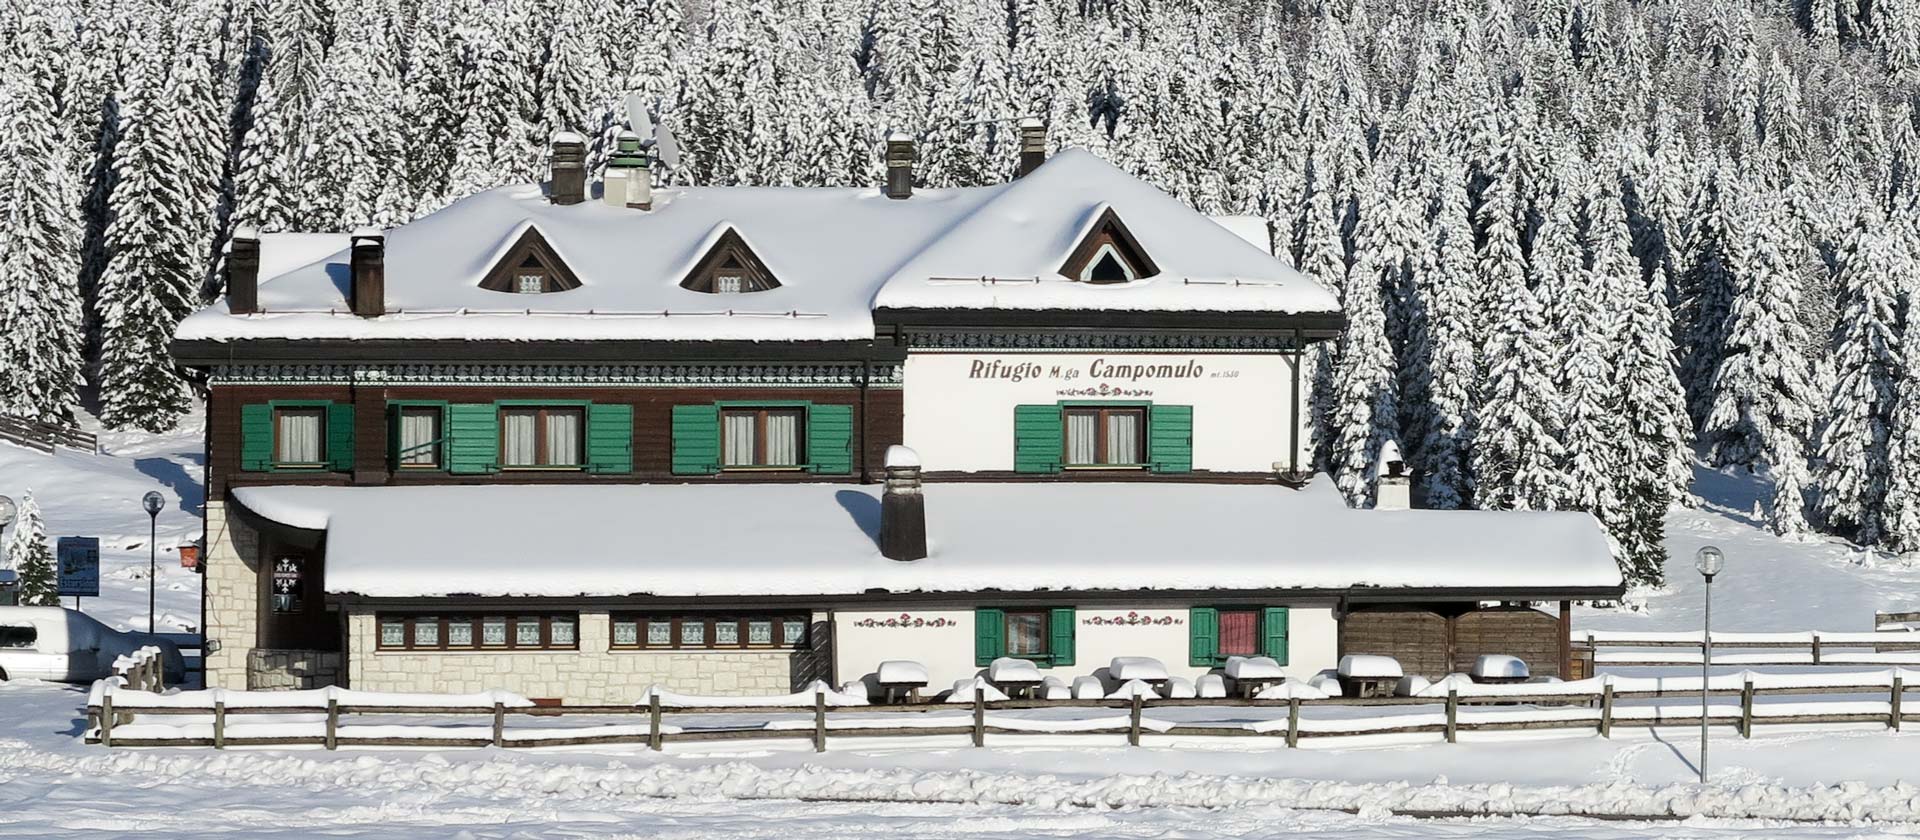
680,227 -> 781,294
479,226 -> 582,294
1058,205 -> 1159,284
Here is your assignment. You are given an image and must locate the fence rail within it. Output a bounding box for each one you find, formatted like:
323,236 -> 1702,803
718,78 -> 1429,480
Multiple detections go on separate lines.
0,413 -> 97,455
86,670 -> 1919,752
1576,629 -> 1920,666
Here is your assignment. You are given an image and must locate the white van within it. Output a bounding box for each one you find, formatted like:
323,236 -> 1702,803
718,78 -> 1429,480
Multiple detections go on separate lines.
0,607 -> 185,684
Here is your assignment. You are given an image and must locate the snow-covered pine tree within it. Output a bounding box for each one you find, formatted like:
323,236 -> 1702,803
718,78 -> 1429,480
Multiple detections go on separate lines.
1884,280 -> 1920,555
1812,207 -> 1903,545
1676,159 -> 1741,430
1702,185 -> 1820,535
1547,169 -> 1624,519
445,0 -> 542,196
0,10 -> 86,424
398,0 -> 468,213
231,0 -> 330,232
305,3 -> 408,228
1329,159 -> 1406,506
1405,152 -> 1481,510
5,490 -> 56,607
1470,264 -> 1566,512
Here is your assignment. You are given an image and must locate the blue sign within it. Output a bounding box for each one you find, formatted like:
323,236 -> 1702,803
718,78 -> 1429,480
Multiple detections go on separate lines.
56,537 -> 99,598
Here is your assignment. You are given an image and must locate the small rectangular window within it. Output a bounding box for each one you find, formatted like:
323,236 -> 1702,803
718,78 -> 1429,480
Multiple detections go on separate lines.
500,407 -> 584,468
273,407 -> 325,466
1005,611 -> 1049,658
612,619 -> 639,647
720,407 -> 805,468
1063,407 -> 1146,467
482,617 -> 508,646
447,620 -> 474,648
612,614 -> 808,650
413,617 -> 440,648
379,619 -> 405,648
715,274 -> 743,294
680,621 -> 706,646
550,617 -> 576,647
0,625 -> 38,649
396,406 -> 442,468
782,619 -> 807,648
645,620 -> 672,647
1218,610 -> 1260,657
377,614 -> 576,651
748,620 -> 773,646
514,619 -> 543,647
516,272 -> 545,294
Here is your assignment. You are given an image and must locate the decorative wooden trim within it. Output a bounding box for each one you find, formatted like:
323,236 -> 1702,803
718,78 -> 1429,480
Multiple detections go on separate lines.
1058,207 -> 1159,282
679,228 -> 781,294
901,331 -> 1304,351
210,363 -> 902,387
478,227 -> 582,294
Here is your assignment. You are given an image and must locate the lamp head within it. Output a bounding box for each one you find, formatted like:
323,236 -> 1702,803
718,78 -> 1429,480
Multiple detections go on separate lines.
0,495 -> 14,529
142,491 -> 165,517
1695,545 -> 1724,578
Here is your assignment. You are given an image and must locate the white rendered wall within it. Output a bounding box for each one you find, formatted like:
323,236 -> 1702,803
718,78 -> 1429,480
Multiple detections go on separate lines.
834,608 -> 977,688
901,352 -> 1308,473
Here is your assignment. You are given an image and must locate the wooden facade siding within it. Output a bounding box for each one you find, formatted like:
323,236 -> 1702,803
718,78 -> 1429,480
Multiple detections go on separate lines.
209,384 -> 903,496
1339,605 -> 1564,680
1341,607 -> 1452,678
1451,607 -> 1563,679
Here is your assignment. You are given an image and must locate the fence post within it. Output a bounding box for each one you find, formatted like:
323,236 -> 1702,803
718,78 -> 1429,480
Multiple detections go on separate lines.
492,702 -> 505,748
1740,679 -> 1754,739
1893,676 -> 1905,731
1812,634 -> 1823,666
1600,683 -> 1614,739
99,690 -> 114,747
813,689 -> 827,753
1445,688 -> 1458,744
213,699 -> 226,749
648,694 -> 662,751
325,698 -> 339,750
1128,694 -> 1143,747
971,692 -> 985,747
1286,698 -> 1300,748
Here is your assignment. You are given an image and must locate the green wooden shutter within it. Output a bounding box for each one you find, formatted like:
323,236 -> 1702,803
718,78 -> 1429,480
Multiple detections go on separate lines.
671,405 -> 721,475
1188,607 -> 1218,666
974,608 -> 1005,666
585,403 -> 634,473
1013,405 -> 1063,473
325,403 -> 356,471
446,403 -> 500,474
1262,607 -> 1290,665
386,404 -> 403,467
1048,607 -> 1076,667
239,404 -> 272,471
1149,404 -> 1194,473
805,403 -> 854,475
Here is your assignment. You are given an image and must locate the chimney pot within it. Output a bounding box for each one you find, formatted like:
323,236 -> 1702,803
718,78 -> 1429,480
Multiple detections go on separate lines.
226,227 -> 261,315
880,445 -> 927,561
549,131 -> 587,206
1017,117 -> 1047,178
349,228 -> 385,318
603,130 -> 653,210
884,132 -> 915,200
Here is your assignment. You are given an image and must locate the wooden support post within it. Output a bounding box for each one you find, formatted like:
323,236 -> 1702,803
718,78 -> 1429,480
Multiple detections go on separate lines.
325,698 -> 339,750
1599,683 -> 1614,738
1128,694 -> 1143,747
213,700 -> 226,750
971,692 -> 985,747
1445,689 -> 1459,744
813,689 -> 827,753
1286,698 -> 1300,748
1740,680 -> 1754,739
648,694 -> 662,751
99,692 -> 113,747
1558,600 -> 1572,680
1893,676 -> 1905,731
1812,635 -> 1823,666
492,702 -> 505,747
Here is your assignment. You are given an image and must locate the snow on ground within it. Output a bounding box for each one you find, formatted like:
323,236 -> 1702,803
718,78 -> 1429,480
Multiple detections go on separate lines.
8,432 -> 1920,836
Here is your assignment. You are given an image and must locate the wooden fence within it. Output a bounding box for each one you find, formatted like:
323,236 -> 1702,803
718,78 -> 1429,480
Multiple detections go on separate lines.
109,646 -> 168,693
86,671 -> 1919,752
1577,629 -> 1920,667
0,413 -> 97,455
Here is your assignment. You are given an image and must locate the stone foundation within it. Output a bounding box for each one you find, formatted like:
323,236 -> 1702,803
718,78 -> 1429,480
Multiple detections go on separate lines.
204,501 -> 263,689
247,648 -> 344,690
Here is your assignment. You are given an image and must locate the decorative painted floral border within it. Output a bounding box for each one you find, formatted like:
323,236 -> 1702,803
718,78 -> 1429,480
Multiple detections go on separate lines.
1082,612 -> 1183,627
853,614 -> 958,629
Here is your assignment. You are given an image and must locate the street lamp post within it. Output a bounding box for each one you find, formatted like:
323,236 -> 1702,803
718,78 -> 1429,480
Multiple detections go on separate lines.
143,492 -> 164,634
1695,545 -> 1725,785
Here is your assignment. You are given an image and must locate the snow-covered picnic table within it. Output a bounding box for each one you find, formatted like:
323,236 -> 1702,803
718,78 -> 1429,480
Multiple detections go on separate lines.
1223,656 -> 1287,697
875,660 -> 930,703
987,657 -> 1045,698
1109,657 -> 1171,693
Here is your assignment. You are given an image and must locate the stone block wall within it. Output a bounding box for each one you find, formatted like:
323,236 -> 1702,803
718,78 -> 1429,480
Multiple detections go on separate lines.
247,648 -> 344,689
345,610 -> 815,703
204,501 -> 262,689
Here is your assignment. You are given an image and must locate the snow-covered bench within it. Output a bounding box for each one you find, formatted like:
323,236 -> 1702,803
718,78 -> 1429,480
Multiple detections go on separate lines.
874,660 -> 930,703
1223,655 -> 1286,697
986,657 -> 1044,698
1336,654 -> 1403,698
1108,656 -> 1170,694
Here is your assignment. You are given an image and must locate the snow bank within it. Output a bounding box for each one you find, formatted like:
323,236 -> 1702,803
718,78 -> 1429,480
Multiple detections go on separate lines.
95,684 -> 534,710
641,681 -> 867,708
1223,656 -> 1284,679
1253,681 -> 1329,701
943,678 -> 1008,704
1105,679 -> 1159,700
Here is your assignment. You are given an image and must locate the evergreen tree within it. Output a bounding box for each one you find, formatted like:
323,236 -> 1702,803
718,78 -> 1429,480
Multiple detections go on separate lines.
1471,269 -> 1566,511
1812,208 -> 1903,544
305,4 -> 408,227
1329,161 -> 1406,506
1676,161 -> 1741,429
1884,286 -> 1920,555
5,490 -> 56,607
1405,153 -> 1481,510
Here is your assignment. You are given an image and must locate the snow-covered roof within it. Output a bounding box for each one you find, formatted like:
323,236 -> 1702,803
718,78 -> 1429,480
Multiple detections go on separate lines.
176,150 -> 1337,344
230,482 -> 1621,599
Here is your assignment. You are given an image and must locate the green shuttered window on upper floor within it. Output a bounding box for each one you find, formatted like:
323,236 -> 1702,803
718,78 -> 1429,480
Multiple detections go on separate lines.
671,401 -> 854,476
1012,402 -> 1192,474
444,401 -> 632,475
238,401 -> 354,472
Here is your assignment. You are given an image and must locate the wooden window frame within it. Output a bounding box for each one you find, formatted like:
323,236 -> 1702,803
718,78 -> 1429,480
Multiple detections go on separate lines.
719,406 -> 807,470
497,405 -> 586,470
678,228 -> 781,293
375,614 -> 580,652
1002,609 -> 1051,660
1061,406 -> 1148,468
610,613 -> 810,651
270,404 -> 329,470
393,404 -> 445,470
1214,608 -> 1263,659
1057,207 -> 1159,284
478,227 -> 581,294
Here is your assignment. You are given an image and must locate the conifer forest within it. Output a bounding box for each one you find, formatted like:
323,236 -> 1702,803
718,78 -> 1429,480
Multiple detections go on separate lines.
0,0 -> 1917,584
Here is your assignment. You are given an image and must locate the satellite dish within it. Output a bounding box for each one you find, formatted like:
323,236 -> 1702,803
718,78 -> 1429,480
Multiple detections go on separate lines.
655,120 -> 681,170
625,92 -> 651,136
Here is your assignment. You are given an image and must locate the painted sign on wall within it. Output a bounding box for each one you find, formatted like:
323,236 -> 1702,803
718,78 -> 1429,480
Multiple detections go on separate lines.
55,537 -> 100,598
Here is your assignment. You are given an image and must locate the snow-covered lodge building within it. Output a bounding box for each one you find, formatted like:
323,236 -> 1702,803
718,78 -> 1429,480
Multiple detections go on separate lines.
171,129 -> 1622,702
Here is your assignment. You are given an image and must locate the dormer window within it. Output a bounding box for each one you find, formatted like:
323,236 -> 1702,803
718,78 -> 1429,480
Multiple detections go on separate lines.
480,227 -> 580,294
681,227 -> 780,294
1059,206 -> 1158,284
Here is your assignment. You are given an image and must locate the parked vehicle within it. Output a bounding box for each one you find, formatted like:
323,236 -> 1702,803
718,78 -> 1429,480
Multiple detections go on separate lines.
0,607 -> 184,683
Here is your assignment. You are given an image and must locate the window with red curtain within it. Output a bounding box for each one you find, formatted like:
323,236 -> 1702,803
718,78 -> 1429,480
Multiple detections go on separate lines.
1218,610 -> 1259,656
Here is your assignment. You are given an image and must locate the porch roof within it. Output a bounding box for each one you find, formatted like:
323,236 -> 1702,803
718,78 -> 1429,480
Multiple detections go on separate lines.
230,481 -> 1622,600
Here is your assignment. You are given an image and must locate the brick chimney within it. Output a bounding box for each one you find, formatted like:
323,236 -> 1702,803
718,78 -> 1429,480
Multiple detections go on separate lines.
549,131 -> 587,205
349,228 -> 385,318
1017,117 -> 1046,177
602,130 -> 653,210
880,445 -> 927,561
1374,440 -> 1411,511
884,132 -> 914,200
226,226 -> 260,315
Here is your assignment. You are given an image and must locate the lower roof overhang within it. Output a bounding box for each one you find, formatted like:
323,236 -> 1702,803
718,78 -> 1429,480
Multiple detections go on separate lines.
327,584 -> 1627,610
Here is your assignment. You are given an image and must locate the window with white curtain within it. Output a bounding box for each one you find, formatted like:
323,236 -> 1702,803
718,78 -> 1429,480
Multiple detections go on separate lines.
1062,407 -> 1146,467
720,407 -> 804,468
396,406 -> 441,468
499,407 -> 584,468
274,407 -> 325,465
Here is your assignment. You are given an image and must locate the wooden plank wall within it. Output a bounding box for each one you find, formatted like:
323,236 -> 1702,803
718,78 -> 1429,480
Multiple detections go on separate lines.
1340,605 -> 1564,679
